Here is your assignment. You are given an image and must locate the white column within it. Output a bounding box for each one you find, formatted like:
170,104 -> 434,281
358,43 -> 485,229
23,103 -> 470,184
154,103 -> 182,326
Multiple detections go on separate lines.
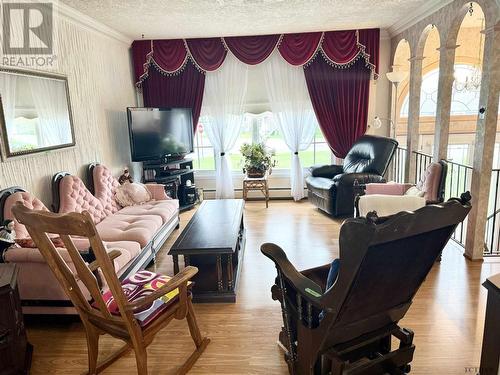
433,44 -> 459,161
465,25 -> 500,260
405,56 -> 424,183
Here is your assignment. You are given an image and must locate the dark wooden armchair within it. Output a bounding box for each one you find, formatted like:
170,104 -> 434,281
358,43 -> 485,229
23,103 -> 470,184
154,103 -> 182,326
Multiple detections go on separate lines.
261,193 -> 471,375
12,203 -> 209,374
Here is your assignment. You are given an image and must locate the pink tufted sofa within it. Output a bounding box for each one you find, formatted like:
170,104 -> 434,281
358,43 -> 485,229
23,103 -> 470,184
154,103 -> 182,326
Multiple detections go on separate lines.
0,187 -> 142,314
52,165 -> 179,281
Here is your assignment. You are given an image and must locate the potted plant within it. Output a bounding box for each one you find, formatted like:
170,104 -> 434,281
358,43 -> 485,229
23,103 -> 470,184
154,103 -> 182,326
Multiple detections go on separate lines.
240,143 -> 276,178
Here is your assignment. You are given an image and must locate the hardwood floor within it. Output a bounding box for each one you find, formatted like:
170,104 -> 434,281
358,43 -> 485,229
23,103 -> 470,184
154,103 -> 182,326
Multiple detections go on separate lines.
25,200 -> 500,374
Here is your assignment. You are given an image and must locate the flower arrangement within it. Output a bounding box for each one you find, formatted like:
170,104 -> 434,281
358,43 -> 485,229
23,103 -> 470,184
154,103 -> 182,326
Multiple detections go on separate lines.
240,143 -> 276,178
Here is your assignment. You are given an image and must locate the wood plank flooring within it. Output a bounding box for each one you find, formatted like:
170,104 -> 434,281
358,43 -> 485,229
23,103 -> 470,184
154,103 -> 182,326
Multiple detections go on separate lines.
25,200 -> 500,374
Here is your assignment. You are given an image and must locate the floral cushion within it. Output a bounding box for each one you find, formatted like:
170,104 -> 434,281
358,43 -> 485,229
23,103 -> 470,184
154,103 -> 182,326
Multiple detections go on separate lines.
15,237 -> 65,248
97,270 -> 181,327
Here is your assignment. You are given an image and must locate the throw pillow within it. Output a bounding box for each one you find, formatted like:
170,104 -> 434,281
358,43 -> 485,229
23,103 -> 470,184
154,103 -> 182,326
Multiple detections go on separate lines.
114,182 -> 152,207
405,186 -> 425,197
326,259 -> 340,289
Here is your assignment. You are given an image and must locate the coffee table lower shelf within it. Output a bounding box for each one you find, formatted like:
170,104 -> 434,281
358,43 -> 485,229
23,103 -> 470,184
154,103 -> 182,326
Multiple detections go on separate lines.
172,229 -> 245,303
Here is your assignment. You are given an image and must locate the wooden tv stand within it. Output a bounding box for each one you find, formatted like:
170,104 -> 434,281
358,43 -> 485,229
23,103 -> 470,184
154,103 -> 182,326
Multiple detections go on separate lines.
142,157 -> 196,211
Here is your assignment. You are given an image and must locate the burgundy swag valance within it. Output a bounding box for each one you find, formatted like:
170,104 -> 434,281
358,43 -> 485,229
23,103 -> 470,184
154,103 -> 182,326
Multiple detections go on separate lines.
132,29 -> 379,85
132,28 -> 379,158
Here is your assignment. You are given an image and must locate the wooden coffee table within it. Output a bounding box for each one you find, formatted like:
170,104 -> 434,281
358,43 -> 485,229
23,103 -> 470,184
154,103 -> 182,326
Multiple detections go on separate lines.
169,199 -> 245,303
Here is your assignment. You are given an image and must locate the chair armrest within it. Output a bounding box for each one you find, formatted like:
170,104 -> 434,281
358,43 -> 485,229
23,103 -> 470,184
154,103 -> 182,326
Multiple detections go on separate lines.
125,266 -> 198,313
88,249 -> 122,272
300,264 -> 330,292
365,183 -> 413,196
309,164 -> 344,179
261,243 -> 324,308
333,172 -> 385,186
145,183 -> 170,200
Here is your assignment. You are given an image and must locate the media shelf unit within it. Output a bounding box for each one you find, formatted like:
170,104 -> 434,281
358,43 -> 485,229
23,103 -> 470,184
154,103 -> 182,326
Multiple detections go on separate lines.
142,158 -> 196,212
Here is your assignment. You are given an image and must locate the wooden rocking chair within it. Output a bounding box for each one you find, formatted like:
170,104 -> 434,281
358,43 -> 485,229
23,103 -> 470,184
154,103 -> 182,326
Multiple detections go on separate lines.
262,193 -> 471,375
12,203 -> 209,374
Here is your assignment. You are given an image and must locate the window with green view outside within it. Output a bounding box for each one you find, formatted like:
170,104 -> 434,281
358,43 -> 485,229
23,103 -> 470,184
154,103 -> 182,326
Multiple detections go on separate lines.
192,112 -> 332,171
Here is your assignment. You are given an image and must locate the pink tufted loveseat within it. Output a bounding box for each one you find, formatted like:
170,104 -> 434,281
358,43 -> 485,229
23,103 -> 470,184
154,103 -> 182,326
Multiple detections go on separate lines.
0,187 -> 142,314
52,166 -> 179,282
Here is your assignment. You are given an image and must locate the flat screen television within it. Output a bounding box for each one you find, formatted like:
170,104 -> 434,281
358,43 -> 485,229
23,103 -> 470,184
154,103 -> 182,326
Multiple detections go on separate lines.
127,107 -> 194,162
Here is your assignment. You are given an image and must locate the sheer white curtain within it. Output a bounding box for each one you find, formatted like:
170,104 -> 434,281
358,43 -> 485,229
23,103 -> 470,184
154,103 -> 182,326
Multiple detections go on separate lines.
29,77 -> 72,147
263,51 -> 317,200
0,72 -> 17,137
202,53 -> 248,199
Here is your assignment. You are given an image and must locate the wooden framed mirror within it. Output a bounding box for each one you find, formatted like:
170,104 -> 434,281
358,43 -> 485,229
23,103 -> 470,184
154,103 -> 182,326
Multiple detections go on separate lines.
0,67 -> 75,158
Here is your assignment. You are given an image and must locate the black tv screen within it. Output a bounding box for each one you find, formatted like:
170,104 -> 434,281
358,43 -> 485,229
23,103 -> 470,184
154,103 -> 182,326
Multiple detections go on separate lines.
127,107 -> 194,161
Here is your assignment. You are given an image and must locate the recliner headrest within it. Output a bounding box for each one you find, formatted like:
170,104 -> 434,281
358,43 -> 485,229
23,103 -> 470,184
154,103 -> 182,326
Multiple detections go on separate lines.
343,135 -> 398,175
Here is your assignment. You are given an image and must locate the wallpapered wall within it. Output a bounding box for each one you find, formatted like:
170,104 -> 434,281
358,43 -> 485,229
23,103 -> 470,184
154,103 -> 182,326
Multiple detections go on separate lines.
0,18 -> 136,206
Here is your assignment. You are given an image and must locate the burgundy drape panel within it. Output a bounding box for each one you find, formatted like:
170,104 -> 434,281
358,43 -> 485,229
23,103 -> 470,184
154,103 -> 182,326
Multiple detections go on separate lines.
186,38 -> 227,71
304,58 -> 370,158
224,34 -> 281,65
142,61 -> 205,131
278,32 -> 322,66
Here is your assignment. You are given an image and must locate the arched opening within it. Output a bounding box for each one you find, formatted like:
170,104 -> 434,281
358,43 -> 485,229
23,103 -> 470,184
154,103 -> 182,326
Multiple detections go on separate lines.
447,2 -> 485,166
418,25 -> 440,156
397,24 -> 440,180
392,39 -> 411,149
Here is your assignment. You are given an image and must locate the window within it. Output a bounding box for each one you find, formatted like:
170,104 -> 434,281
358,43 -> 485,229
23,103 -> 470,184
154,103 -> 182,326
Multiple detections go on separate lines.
447,144 -> 470,165
192,123 -> 215,170
193,112 -> 331,171
8,117 -> 40,152
400,64 -> 482,118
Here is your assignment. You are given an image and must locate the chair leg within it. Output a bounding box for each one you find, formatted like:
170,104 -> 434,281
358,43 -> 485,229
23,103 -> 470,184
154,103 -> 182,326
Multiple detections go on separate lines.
132,343 -> 148,375
129,332 -> 148,375
187,300 -> 203,347
176,300 -> 210,375
84,325 -> 99,375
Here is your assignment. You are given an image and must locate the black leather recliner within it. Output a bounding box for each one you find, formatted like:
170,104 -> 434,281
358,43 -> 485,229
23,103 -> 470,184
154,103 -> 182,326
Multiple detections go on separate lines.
306,135 -> 398,217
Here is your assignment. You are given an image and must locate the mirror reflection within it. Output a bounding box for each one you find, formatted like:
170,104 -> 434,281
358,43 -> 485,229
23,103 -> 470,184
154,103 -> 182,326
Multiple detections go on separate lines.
0,68 -> 74,157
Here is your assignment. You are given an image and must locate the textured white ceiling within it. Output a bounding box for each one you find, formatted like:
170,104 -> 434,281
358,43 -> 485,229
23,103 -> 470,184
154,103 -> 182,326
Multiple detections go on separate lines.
59,0 -> 439,40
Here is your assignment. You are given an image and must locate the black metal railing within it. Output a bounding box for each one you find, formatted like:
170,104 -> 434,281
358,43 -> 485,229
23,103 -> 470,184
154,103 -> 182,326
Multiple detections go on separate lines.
389,147 -> 407,183
413,150 -> 433,183
485,169 -> 500,256
444,160 -> 473,247
383,147 -> 499,256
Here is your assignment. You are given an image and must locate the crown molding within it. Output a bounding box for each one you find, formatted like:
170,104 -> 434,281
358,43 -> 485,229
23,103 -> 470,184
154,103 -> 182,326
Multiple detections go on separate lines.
53,1 -> 132,45
388,0 -> 455,38
380,29 -> 391,40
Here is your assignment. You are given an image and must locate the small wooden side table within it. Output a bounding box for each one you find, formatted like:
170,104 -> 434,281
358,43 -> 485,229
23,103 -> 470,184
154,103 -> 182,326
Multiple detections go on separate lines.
243,175 -> 269,208
0,263 -> 32,374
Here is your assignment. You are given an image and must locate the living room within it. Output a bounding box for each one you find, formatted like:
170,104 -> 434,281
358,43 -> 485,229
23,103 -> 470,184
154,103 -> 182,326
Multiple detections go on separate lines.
0,0 -> 499,374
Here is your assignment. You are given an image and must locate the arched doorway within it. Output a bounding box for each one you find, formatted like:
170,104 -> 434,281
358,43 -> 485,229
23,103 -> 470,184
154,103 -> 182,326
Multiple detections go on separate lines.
397,25 -> 441,181
447,2 -> 485,167
390,39 -> 411,182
